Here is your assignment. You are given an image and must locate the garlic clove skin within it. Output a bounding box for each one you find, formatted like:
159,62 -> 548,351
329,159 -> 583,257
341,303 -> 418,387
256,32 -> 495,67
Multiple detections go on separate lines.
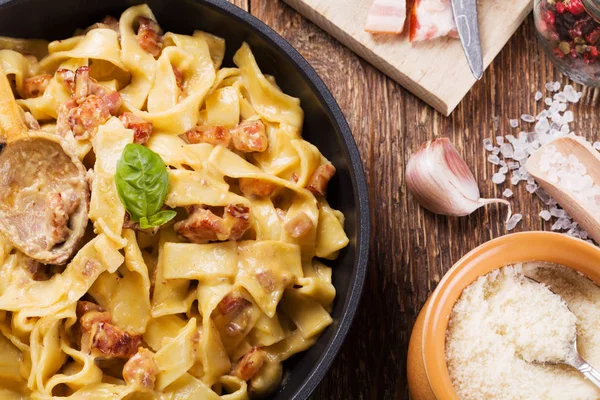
406,137 -> 511,218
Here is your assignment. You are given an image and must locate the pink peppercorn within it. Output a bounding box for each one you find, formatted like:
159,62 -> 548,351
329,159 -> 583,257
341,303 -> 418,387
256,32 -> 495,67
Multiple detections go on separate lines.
566,0 -> 586,15
556,2 -> 566,13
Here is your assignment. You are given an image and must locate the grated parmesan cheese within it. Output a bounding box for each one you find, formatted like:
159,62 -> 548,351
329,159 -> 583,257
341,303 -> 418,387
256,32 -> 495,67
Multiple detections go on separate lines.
446,262 -> 600,400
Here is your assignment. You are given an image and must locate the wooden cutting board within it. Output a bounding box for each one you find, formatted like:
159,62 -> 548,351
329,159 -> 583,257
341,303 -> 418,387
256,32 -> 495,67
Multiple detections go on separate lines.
282,0 -> 533,115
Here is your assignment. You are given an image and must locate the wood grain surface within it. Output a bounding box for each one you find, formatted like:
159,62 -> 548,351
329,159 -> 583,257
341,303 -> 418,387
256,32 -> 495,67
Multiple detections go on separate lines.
228,1 -> 596,398
281,0 -> 532,115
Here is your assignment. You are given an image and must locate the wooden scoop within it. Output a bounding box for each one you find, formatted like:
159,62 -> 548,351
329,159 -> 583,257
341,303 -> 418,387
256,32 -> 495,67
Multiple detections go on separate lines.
0,66 -> 89,265
526,136 -> 600,244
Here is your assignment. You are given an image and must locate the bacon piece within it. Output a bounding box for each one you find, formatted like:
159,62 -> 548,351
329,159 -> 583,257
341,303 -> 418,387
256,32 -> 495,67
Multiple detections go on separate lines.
80,310 -> 142,359
180,125 -> 231,147
119,112 -> 153,145
73,66 -> 91,102
234,347 -> 267,381
67,95 -> 111,140
306,163 -> 336,196
225,205 -> 250,241
230,120 -> 268,153
123,348 -> 158,389
84,15 -> 120,34
56,100 -> 78,136
55,69 -> 75,93
22,74 -> 52,98
409,0 -> 458,42
137,17 -> 163,58
256,271 -> 276,292
172,65 -> 184,92
174,204 -> 250,243
217,294 -> 252,336
45,192 -> 71,249
77,301 -> 104,318
239,178 -> 277,198
365,0 -> 407,34
284,212 -> 314,238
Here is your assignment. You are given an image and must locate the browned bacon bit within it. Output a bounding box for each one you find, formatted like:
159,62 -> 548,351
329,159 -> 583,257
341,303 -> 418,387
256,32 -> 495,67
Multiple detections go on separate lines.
119,112 -> 153,145
217,294 -> 252,336
234,347 -> 267,381
180,125 -> 231,147
82,259 -> 101,277
45,192 -> 71,249
80,310 -> 142,359
217,294 -> 252,316
76,301 -> 104,318
137,17 -> 163,58
23,112 -> 40,130
55,69 -> 75,93
284,212 -> 314,239
68,95 -> 111,140
101,15 -> 120,32
123,348 -> 158,389
174,206 -> 229,242
56,100 -> 77,136
306,163 -> 336,197
255,271 -> 276,292
174,204 -> 250,243
73,66 -> 91,103
224,204 -> 250,241
291,172 -> 299,183
172,65 -> 184,92
229,120 -> 268,153
22,74 -> 52,98
239,178 -> 277,198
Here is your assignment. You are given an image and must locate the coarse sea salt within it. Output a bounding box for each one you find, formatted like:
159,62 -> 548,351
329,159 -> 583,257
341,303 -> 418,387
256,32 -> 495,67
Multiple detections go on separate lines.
503,189 -> 513,198
484,83 -> 594,242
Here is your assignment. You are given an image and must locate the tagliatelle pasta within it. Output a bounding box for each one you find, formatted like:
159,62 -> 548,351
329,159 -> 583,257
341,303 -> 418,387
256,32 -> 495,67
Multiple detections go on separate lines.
0,4 -> 348,399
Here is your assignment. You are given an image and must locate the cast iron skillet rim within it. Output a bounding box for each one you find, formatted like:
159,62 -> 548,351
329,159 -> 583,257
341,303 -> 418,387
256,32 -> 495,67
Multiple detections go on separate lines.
175,2 -> 371,397
0,0 -> 371,398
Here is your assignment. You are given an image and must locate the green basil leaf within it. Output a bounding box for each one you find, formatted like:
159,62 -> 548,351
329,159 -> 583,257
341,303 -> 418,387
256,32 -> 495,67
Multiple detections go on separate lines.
139,210 -> 177,229
115,143 -> 171,222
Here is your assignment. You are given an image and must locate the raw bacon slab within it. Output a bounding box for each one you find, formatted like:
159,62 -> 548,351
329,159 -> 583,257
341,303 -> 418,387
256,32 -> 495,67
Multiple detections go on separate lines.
410,0 -> 458,42
365,0 -> 407,34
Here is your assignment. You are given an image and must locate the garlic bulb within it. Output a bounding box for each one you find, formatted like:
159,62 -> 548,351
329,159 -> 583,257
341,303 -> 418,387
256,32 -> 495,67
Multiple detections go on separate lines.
406,137 -> 511,218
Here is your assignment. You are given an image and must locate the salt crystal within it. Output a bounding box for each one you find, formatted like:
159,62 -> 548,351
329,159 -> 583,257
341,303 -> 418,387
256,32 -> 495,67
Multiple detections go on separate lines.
535,118 -> 549,134
554,92 -> 567,103
526,183 -> 538,193
539,210 -> 551,221
499,166 -> 509,174
508,161 -> 520,170
511,175 -> 521,185
487,154 -> 500,165
545,82 -> 555,91
564,85 -> 579,103
496,136 -> 504,146
553,81 -> 561,91
513,149 -> 527,161
506,214 -> 522,231
535,91 -> 543,101
563,110 -> 574,123
500,143 -> 514,158
535,188 -> 552,205
506,134 -> 516,143
551,220 -> 563,231
550,207 -> 565,218
483,138 -> 493,151
545,97 -> 553,106
492,147 -> 500,155
521,114 -> 535,123
503,189 -> 513,198
509,119 -> 519,128
593,141 -> 600,151
492,173 -> 506,184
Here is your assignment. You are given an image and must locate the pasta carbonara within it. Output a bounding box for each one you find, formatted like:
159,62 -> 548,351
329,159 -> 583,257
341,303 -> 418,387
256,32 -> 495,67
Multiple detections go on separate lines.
0,4 -> 348,399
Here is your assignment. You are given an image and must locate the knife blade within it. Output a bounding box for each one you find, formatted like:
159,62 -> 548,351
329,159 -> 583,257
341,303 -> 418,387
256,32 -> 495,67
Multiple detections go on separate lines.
451,0 -> 484,80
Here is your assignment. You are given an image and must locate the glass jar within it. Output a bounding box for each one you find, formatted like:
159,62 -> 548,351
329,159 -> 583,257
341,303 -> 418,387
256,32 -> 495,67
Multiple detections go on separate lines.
534,0 -> 600,86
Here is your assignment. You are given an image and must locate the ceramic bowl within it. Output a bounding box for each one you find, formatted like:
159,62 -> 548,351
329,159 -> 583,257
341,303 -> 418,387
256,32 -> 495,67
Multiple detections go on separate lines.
407,231 -> 600,399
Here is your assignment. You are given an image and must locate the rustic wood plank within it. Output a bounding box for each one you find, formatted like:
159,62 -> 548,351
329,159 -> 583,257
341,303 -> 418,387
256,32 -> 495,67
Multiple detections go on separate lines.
237,1 -> 594,398
228,0 -> 248,10
281,0 -> 532,115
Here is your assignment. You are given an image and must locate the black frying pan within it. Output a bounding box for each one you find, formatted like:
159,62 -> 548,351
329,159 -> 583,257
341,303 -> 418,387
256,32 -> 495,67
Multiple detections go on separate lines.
0,0 -> 370,398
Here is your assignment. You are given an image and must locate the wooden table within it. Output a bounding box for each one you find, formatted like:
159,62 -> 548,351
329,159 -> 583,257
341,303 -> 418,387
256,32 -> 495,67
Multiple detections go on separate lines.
229,1 -> 593,398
